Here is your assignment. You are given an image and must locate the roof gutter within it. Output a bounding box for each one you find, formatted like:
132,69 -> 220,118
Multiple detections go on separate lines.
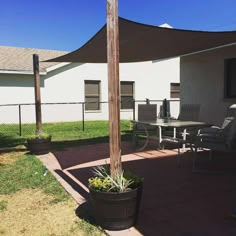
45,62 -> 71,73
181,42 -> 236,58
0,70 -> 47,75
153,42 -> 236,63
0,62 -> 71,75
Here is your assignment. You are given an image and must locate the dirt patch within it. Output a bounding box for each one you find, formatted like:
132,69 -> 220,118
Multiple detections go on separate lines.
0,147 -> 27,166
0,152 -> 19,166
0,188 -> 86,236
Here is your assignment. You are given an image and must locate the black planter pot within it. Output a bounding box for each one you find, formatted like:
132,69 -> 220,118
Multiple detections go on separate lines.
89,185 -> 143,231
27,137 -> 51,155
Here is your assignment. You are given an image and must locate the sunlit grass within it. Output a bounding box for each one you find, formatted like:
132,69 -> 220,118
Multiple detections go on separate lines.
0,120 -> 131,148
76,219 -> 105,236
0,152 -> 105,235
0,200 -> 7,212
0,153 -> 69,203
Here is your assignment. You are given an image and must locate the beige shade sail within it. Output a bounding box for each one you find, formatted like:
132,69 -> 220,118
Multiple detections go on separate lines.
47,17 -> 236,63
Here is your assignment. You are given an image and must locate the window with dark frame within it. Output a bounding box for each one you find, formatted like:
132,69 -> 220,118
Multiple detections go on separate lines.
170,82 -> 180,98
84,81 -> 101,111
225,58 -> 236,98
120,81 -> 134,109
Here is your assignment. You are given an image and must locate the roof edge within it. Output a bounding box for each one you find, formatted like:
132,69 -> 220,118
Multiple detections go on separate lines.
152,42 -> 236,62
0,62 -> 72,75
45,62 -> 71,72
181,41 -> 236,58
0,70 -> 46,75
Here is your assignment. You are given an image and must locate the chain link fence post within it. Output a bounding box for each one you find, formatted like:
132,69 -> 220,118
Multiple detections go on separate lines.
82,102 -> 85,131
18,104 -> 22,136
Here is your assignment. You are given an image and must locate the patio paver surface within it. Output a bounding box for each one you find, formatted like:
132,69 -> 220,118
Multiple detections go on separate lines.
38,142 -> 236,236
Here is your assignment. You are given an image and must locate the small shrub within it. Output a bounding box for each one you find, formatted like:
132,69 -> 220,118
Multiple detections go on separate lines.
89,166 -> 143,192
27,132 -> 51,140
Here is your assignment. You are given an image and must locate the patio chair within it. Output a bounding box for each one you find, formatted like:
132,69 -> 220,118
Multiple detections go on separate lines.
193,104 -> 236,173
178,104 -> 201,143
161,104 -> 201,166
133,104 -> 157,150
137,104 -> 157,121
162,104 -> 201,144
178,104 -> 201,121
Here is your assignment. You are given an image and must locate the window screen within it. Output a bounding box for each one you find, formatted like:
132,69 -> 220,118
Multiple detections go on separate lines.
84,81 -> 100,110
225,59 -> 236,98
120,81 -> 134,109
170,83 -> 180,98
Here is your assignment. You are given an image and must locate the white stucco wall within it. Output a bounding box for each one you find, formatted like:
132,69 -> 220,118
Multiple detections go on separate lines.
0,74 -> 35,104
0,59 -> 180,123
181,45 -> 236,126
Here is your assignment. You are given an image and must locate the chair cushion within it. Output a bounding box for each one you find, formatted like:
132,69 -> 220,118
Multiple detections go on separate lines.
178,104 -> 200,121
198,133 -> 226,143
138,104 -> 157,121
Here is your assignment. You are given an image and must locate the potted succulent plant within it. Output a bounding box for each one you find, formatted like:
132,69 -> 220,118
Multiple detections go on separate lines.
26,132 -> 52,155
88,165 -> 143,231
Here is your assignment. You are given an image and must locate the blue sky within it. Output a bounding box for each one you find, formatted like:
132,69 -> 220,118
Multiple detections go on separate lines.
1,0 -> 236,51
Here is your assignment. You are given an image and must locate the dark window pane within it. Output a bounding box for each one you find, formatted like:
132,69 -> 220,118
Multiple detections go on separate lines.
85,81 -> 100,110
170,83 -> 180,98
120,82 -> 134,109
85,97 -> 100,110
121,82 -> 133,95
121,96 -> 133,109
225,59 -> 236,98
170,91 -> 180,98
85,81 -> 99,95
171,83 -> 179,90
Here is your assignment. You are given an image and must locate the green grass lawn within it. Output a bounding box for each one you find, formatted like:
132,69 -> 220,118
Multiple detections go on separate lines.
0,153 -> 69,203
0,120 -> 132,148
0,151 -> 105,235
0,121 -> 130,234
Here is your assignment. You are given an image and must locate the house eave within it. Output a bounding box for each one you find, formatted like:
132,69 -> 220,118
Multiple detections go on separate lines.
152,42 -> 236,63
180,42 -> 236,59
0,62 -> 72,75
0,70 -> 47,75
45,62 -> 71,73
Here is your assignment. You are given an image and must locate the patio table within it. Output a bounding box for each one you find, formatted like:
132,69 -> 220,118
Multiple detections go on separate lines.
132,119 -> 211,152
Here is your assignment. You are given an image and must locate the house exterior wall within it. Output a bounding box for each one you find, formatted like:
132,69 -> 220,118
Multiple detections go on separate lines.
0,59 -> 180,123
180,45 -> 236,126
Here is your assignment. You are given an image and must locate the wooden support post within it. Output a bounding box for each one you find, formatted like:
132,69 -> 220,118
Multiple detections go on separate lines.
33,54 -> 43,135
107,0 -> 122,177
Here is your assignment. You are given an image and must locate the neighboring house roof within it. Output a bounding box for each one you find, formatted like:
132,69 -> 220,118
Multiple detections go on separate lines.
159,23 -> 173,29
0,46 -> 68,74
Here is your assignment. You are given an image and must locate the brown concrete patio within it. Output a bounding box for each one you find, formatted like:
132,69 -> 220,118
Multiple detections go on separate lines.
38,142 -> 236,236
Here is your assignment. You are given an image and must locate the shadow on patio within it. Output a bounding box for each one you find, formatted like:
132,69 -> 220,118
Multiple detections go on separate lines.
49,142 -> 236,236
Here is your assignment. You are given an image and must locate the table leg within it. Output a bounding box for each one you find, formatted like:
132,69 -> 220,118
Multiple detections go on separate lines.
173,127 -> 176,138
132,123 -> 137,147
182,128 -> 187,152
158,126 -> 162,149
134,123 -> 150,151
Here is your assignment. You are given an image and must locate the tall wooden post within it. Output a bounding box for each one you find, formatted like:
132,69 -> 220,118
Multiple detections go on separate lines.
33,54 -> 43,134
107,0 -> 122,177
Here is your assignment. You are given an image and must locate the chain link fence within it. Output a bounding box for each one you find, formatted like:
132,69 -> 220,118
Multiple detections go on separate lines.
0,99 -> 180,137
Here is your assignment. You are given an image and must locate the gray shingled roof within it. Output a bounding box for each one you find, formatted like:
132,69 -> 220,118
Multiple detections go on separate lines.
0,46 -> 68,73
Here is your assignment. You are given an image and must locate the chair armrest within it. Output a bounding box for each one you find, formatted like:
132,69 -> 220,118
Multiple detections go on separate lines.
198,126 -> 221,135
196,132 -> 226,143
